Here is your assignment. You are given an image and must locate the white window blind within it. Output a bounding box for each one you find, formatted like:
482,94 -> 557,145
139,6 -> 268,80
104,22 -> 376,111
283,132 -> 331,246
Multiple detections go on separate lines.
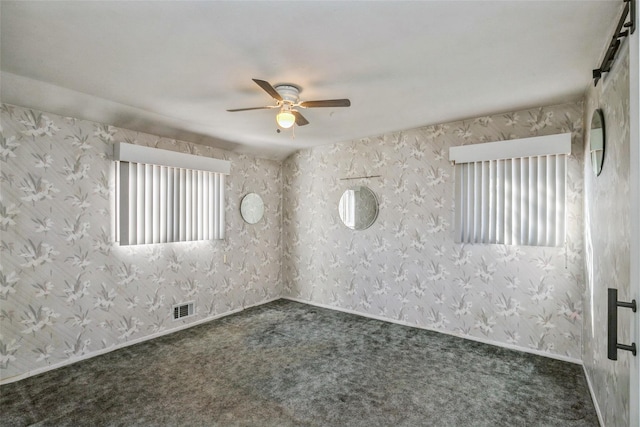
114,143 -> 230,246
449,133 -> 571,247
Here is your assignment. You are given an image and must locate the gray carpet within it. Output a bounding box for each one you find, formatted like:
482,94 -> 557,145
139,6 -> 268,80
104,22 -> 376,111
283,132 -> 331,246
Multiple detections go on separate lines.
1,299 -> 598,426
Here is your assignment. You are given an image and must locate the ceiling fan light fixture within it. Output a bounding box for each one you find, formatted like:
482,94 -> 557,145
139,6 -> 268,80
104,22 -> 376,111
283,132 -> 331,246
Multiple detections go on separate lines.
276,110 -> 296,129
228,79 -> 350,130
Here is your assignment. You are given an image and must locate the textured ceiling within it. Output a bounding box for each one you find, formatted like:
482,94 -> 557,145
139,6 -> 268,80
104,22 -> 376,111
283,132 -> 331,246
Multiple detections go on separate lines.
0,1 -> 622,160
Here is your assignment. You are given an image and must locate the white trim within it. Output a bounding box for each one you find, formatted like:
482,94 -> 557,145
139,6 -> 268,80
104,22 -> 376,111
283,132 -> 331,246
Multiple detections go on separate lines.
0,296 -> 280,386
114,142 -> 230,175
283,297 -> 582,365
449,133 -> 572,164
0,295 -> 583,386
583,364 -> 605,427
628,8 -> 640,426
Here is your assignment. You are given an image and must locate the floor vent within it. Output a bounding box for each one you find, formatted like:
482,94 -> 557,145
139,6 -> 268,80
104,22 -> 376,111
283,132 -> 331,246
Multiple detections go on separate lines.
173,302 -> 194,320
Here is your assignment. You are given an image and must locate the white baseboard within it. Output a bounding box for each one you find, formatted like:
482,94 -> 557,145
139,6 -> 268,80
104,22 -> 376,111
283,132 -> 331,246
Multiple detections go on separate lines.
0,296 -> 280,386
2,295 -> 584,386
283,296 -> 583,365
582,364 -> 605,427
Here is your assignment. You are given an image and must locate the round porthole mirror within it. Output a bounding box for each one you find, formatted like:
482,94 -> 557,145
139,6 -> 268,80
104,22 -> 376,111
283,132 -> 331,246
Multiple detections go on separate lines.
338,186 -> 379,230
590,108 -> 605,176
240,193 -> 264,224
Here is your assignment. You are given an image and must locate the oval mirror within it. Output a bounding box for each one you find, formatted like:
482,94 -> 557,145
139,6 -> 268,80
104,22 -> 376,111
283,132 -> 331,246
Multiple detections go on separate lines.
338,186 -> 379,230
590,108 -> 605,176
240,193 -> 264,224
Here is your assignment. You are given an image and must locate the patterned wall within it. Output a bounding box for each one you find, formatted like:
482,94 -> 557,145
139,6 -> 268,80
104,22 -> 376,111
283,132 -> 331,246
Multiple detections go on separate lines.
583,46 -> 630,426
0,98 -> 594,384
0,104 -> 282,382
282,102 -> 585,361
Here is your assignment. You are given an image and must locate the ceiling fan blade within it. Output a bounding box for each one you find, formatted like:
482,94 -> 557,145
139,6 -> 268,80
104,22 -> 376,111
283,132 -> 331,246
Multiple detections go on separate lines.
299,99 -> 351,108
227,106 -> 276,112
293,111 -> 309,126
252,79 -> 283,101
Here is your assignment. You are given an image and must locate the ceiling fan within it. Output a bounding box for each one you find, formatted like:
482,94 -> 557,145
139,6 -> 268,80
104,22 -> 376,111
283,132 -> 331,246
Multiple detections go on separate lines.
227,79 -> 351,129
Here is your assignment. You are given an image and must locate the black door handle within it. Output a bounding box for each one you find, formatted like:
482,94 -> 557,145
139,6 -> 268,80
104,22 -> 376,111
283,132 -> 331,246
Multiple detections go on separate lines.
608,288 -> 637,360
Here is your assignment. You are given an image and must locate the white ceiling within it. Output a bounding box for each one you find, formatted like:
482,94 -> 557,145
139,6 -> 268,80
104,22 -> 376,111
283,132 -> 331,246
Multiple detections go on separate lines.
1,1 -> 622,160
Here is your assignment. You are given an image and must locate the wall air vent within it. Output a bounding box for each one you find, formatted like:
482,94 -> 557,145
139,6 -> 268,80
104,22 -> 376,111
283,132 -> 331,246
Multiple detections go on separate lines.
173,302 -> 194,320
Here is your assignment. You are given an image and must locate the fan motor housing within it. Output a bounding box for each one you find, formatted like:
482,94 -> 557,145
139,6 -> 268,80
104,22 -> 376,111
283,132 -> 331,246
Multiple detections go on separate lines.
274,85 -> 300,105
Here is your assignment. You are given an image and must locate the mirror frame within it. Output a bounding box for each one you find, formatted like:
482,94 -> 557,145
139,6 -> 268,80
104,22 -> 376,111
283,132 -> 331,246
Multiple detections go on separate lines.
240,193 -> 264,224
338,186 -> 379,230
590,108 -> 606,177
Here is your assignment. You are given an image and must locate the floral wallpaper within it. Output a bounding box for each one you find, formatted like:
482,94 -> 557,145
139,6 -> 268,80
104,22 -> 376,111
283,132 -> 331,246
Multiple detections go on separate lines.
583,45 -> 631,426
283,101 -> 585,361
2,94 -> 612,398
0,104 -> 282,382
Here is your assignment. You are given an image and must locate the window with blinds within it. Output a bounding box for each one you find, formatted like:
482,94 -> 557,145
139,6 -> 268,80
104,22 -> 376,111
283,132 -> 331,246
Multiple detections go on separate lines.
114,143 -> 230,246
448,133 -> 571,247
